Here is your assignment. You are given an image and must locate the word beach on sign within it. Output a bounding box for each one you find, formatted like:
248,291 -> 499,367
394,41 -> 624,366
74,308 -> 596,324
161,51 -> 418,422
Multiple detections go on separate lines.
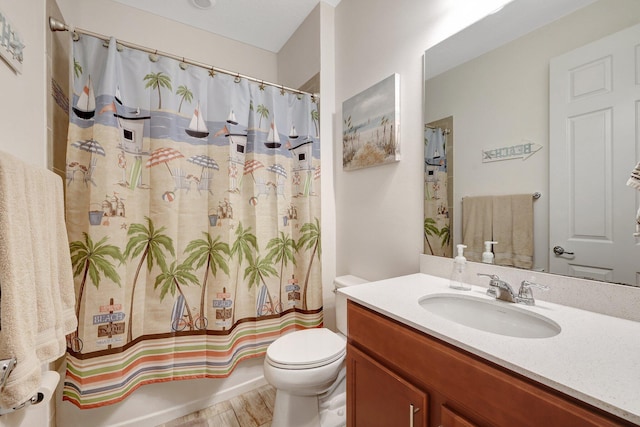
482,140 -> 542,163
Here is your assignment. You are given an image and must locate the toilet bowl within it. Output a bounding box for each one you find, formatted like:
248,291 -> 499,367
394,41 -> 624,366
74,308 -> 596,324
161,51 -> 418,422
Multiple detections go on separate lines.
264,275 -> 368,427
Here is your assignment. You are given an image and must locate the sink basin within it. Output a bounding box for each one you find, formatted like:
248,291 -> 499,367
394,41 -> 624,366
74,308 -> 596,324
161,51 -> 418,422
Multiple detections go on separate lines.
418,294 -> 561,338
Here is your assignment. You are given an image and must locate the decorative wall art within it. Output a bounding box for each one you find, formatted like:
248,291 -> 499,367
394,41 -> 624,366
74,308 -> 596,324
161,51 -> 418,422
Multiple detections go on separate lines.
342,73 -> 400,170
0,9 -> 24,74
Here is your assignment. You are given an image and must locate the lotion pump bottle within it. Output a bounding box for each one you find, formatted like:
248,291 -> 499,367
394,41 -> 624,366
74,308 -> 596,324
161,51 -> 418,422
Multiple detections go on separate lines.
482,241 -> 498,264
450,244 -> 470,290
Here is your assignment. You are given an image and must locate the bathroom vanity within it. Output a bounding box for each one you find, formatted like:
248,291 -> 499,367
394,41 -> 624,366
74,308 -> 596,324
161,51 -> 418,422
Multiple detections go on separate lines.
341,273 -> 640,427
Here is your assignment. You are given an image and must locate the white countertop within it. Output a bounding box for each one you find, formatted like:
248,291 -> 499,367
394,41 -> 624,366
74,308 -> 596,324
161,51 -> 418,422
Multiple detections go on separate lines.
339,273 -> 640,424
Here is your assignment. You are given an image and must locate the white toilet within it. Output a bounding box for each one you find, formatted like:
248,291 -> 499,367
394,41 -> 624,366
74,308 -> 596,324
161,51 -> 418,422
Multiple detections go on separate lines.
264,275 -> 368,427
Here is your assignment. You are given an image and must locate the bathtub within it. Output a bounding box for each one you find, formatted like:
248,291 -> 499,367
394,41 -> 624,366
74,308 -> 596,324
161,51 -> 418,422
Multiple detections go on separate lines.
56,357 -> 266,427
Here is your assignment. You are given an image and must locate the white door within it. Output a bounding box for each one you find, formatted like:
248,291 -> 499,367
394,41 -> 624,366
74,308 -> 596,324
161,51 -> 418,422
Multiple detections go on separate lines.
549,24 -> 640,285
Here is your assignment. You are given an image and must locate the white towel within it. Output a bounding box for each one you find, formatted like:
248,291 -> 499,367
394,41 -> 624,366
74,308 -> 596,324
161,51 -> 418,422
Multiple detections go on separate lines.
461,196 -> 493,262
0,151 -> 77,409
492,194 -> 533,269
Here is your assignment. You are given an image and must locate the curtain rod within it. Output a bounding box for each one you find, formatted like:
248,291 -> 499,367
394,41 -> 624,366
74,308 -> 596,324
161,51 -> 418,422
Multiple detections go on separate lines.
48,17 -> 318,100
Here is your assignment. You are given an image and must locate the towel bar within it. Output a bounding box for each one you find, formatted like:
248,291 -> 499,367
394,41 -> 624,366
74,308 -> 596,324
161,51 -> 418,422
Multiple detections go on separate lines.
463,192 -> 542,201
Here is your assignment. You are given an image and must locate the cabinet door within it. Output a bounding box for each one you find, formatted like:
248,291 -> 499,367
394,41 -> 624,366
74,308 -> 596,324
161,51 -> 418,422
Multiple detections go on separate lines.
441,406 -> 479,427
347,344 -> 428,427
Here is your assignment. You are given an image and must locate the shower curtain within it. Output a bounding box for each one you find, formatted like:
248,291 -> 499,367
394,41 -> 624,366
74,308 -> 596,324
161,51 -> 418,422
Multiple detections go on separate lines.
424,127 -> 451,257
63,35 -> 322,408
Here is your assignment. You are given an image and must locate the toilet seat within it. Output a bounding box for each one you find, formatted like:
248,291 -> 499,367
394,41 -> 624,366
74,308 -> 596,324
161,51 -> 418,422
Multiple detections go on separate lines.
266,328 -> 346,370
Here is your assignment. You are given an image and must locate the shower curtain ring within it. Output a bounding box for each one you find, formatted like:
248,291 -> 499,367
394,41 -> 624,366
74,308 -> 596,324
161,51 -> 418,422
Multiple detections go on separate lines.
234,74 -> 241,83
280,85 -> 285,95
259,81 -> 265,91
149,50 -> 159,62
179,57 -> 188,70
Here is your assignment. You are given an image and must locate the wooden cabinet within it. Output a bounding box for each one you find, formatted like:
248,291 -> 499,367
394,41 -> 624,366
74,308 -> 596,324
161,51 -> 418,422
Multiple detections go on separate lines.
347,345 -> 427,427
440,406 -> 479,427
346,301 -> 634,427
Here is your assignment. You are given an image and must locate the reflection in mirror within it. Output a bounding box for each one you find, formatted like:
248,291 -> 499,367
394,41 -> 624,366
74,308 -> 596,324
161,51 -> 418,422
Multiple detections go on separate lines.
423,0 -> 640,287
424,117 -> 453,258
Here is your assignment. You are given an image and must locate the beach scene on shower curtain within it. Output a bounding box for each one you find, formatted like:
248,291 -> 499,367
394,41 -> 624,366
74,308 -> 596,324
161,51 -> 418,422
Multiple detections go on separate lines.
63,35 -> 322,408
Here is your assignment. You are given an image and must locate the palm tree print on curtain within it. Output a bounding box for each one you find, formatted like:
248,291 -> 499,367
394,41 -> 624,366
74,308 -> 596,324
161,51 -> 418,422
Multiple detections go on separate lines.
183,233 -> 230,326
63,35 -> 322,408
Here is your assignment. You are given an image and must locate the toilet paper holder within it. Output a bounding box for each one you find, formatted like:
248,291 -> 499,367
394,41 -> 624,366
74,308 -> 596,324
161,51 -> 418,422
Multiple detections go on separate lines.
0,358 -> 16,390
0,357 -> 46,416
0,390 -> 45,415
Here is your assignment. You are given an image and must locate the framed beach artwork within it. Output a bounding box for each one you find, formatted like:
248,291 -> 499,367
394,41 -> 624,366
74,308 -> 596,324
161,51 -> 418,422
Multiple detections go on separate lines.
342,73 -> 400,171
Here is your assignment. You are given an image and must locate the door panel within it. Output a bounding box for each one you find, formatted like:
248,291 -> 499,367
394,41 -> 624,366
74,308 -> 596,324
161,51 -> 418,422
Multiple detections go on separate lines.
550,23 -> 640,285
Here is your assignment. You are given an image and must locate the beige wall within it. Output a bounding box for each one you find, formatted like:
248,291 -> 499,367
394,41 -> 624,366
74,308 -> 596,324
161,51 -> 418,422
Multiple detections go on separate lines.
333,0 -> 513,281
55,0 -> 279,82
0,0 -> 48,167
278,3 -> 321,90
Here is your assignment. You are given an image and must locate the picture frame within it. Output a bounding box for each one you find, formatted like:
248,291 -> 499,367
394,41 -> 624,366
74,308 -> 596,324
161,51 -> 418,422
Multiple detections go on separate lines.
0,9 -> 24,74
342,73 -> 400,171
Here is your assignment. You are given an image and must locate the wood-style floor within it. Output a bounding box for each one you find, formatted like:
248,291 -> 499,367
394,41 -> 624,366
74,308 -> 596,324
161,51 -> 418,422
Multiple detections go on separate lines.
157,384 -> 275,427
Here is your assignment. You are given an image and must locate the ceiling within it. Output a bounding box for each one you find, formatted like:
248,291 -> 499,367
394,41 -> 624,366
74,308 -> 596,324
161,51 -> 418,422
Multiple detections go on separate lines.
111,0 -> 341,53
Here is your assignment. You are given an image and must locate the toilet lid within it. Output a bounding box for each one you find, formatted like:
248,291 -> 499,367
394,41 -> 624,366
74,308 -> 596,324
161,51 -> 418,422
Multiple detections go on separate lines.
267,328 -> 346,369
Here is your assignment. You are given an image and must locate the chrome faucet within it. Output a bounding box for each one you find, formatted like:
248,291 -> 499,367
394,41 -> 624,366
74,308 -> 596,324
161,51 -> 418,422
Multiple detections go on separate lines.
478,274 -> 549,305
477,273 -> 516,303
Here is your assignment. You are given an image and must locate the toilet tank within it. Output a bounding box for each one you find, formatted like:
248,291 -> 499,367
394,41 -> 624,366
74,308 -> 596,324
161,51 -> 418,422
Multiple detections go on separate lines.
334,275 -> 368,336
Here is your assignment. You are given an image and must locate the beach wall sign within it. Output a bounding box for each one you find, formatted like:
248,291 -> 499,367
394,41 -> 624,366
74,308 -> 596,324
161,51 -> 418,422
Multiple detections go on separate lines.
482,140 -> 542,163
0,9 -> 24,74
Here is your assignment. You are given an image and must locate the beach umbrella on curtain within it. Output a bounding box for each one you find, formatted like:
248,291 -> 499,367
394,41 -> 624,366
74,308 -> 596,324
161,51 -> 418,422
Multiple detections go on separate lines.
243,159 -> 264,183
187,154 -> 219,180
314,165 -> 321,180
146,147 -> 184,176
266,163 -> 287,179
71,139 -> 106,156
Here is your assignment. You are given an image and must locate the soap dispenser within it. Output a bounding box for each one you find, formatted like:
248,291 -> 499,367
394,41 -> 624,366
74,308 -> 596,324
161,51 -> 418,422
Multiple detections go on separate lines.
482,241 -> 498,264
450,244 -> 470,290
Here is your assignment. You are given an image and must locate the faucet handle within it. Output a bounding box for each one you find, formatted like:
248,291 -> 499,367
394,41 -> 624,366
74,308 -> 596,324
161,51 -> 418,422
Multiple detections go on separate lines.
516,280 -> 549,305
478,273 -> 505,299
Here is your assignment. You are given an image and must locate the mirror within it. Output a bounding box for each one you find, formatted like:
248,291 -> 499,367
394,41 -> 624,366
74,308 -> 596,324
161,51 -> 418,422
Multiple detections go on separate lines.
424,0 -> 640,286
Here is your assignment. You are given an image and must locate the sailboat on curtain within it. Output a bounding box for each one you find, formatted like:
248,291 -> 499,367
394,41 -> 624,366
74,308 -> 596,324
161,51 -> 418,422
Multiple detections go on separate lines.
186,102 -> 209,138
227,109 -> 238,125
73,75 -> 96,120
265,120 -> 281,148
289,124 -> 299,139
